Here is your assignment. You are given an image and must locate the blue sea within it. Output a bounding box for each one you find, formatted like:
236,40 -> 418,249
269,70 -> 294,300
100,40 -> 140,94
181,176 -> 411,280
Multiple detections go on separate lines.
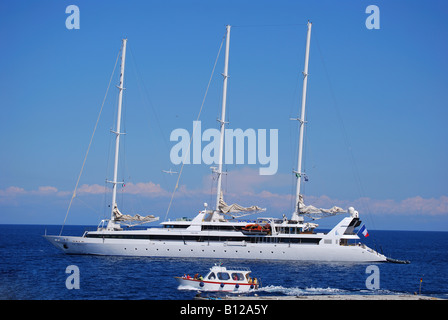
0,224 -> 447,300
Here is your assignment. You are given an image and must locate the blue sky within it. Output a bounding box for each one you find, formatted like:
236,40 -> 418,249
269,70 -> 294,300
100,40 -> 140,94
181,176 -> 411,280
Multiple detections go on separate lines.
0,0 -> 447,230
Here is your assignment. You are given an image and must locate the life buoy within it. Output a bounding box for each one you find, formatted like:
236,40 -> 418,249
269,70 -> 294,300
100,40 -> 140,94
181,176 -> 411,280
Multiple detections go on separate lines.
199,282 -> 204,287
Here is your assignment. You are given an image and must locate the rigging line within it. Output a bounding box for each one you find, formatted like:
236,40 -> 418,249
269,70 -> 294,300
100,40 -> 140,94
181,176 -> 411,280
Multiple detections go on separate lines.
76,196 -> 101,216
164,34 -> 226,222
128,45 -> 171,153
127,45 -> 174,198
314,32 -> 376,229
127,45 -> 173,202
59,45 -> 122,236
287,58 -> 303,211
119,88 -> 127,208
101,92 -> 118,220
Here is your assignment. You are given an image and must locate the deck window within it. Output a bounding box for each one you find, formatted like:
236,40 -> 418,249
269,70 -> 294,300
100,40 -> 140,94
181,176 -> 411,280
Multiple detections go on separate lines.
231,273 -> 244,281
207,272 -> 216,280
217,272 -> 230,280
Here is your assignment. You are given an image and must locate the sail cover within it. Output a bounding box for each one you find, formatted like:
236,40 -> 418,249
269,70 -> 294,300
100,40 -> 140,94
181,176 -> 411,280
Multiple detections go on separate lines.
218,193 -> 265,214
298,194 -> 346,215
113,205 -> 159,222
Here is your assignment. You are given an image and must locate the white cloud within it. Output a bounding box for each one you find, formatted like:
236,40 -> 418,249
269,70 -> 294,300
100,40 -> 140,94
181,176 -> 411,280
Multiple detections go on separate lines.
120,182 -> 170,197
0,186 -> 26,197
366,195 -> 448,216
245,193 -> 448,217
76,184 -> 108,195
33,186 -> 59,194
0,185 -> 61,205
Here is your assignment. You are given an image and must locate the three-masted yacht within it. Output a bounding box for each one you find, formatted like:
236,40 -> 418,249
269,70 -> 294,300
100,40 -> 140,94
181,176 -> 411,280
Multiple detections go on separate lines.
45,24 -> 389,262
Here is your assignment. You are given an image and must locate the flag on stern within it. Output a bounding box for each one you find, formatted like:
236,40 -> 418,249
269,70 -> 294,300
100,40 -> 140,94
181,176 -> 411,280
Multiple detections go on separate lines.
359,225 -> 369,237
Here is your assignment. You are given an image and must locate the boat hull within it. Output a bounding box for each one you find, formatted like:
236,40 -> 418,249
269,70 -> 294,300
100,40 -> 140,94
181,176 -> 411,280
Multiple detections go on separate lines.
44,235 -> 387,262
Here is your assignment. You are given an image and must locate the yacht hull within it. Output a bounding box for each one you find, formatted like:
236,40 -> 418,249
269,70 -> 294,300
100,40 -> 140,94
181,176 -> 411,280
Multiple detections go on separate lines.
44,235 -> 387,262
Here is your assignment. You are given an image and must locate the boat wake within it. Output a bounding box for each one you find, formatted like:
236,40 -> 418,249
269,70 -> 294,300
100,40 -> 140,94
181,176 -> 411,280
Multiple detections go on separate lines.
180,282 -> 407,299
259,285 -> 402,297
259,285 -> 347,296
177,284 -> 203,291
178,283 -> 346,295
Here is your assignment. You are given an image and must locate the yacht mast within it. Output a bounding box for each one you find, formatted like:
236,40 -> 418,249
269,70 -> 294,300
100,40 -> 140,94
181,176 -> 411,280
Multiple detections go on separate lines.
292,22 -> 312,221
215,25 -> 231,212
110,38 -> 127,221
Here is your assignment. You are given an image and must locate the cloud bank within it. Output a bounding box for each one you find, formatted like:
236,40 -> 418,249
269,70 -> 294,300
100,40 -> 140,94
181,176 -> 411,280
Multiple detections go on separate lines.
1,168 -> 447,219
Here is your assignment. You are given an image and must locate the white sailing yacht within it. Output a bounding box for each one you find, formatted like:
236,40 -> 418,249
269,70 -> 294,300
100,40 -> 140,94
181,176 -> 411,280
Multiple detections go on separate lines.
45,24 -> 391,262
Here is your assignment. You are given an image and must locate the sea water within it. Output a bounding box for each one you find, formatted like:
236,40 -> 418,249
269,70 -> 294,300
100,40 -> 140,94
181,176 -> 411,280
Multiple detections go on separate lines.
0,224 -> 447,300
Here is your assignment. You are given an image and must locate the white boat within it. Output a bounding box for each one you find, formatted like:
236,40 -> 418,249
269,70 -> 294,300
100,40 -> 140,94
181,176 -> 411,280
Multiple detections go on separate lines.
45,24 -> 395,263
175,264 -> 260,292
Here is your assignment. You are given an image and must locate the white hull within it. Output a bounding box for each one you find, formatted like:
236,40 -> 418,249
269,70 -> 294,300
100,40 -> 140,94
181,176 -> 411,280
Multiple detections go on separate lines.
175,278 -> 257,292
44,234 -> 386,262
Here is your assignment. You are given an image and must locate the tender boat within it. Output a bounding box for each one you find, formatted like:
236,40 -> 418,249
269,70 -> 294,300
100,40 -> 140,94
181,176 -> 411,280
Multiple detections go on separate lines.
175,264 -> 261,292
241,223 -> 271,235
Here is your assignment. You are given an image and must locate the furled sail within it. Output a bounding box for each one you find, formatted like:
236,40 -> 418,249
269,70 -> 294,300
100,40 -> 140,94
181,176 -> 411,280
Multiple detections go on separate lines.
218,193 -> 265,214
113,204 -> 159,222
298,194 -> 346,215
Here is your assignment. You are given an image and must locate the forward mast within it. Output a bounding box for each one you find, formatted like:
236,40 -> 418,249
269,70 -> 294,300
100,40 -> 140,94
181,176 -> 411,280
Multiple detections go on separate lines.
107,38 -> 127,229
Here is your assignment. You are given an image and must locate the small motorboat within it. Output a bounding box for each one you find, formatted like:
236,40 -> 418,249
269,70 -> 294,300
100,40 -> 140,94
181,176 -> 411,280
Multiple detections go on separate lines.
175,264 -> 261,292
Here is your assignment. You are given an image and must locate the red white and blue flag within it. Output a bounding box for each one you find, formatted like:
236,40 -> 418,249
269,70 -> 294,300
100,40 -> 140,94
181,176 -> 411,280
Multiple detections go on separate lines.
359,225 -> 369,237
